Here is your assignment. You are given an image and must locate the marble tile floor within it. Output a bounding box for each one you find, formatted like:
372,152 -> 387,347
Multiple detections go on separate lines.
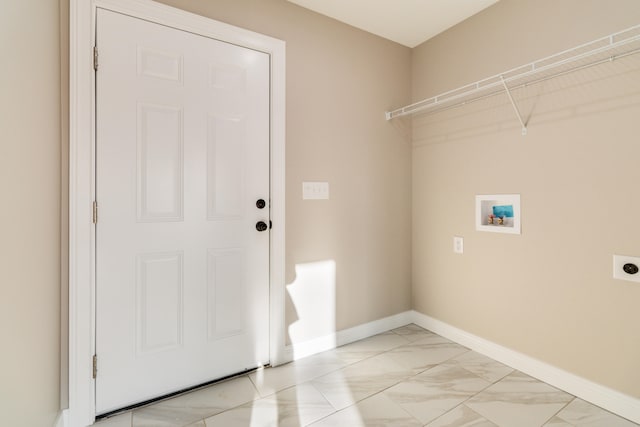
93,324 -> 637,427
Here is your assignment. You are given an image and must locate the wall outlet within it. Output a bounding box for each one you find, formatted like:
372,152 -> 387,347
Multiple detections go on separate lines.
453,236 -> 464,254
613,254 -> 640,283
302,181 -> 329,200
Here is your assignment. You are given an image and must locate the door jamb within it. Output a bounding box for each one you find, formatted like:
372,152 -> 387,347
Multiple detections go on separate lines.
68,1 -> 286,425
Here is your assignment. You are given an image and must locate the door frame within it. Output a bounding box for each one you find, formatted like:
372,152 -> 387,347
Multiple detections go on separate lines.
68,1 -> 286,425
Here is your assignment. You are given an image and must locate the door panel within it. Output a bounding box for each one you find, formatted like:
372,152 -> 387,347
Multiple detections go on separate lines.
137,104 -> 184,221
207,248 -> 245,340
207,115 -> 245,219
136,252 -> 184,354
95,8 -> 270,414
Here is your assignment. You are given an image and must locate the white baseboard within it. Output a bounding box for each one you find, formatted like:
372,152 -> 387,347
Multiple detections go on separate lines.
54,409 -> 68,427
281,310 -> 414,363
412,310 -> 640,424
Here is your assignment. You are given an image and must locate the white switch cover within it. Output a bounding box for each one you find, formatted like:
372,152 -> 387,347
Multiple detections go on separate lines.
613,254 -> 640,283
303,182 -> 329,200
453,236 -> 464,254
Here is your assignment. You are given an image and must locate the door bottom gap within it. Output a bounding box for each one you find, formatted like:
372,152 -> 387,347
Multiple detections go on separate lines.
96,365 -> 267,421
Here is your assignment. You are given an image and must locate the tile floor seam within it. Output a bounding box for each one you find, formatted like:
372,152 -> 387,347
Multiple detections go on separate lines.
249,356 -> 365,399
456,364 -> 506,385
386,394 -> 426,426
319,360 -> 427,412
244,372 -> 259,394
339,336 -> 411,364
256,333 -> 413,398
247,370 -> 267,398
368,388 -> 430,426
424,401 -> 490,427
312,346 -> 401,381
304,390 -> 425,427
425,373 -> 517,427
545,396 -> 578,426
387,361 -> 494,425
305,406 -> 339,426
308,360 -> 417,413
456,370 -> 503,404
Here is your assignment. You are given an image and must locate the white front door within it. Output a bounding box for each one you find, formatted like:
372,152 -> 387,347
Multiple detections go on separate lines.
95,8 -> 270,414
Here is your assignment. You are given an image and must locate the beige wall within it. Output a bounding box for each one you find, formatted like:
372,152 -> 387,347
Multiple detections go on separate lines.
0,1 -> 62,426
155,0 -> 413,342
412,0 -> 640,398
0,0 -> 411,424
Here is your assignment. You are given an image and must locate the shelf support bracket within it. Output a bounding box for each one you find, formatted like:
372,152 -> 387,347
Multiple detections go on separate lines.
500,76 -> 527,136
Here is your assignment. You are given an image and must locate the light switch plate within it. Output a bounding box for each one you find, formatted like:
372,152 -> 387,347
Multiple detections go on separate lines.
453,236 -> 464,254
613,254 -> 640,283
303,181 -> 329,200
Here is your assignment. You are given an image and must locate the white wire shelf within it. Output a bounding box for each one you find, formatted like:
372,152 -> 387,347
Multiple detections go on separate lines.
386,23 -> 640,133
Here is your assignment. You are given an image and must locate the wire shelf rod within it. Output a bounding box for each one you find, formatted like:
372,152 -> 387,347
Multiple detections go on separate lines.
407,47 -> 640,120
386,23 -> 640,121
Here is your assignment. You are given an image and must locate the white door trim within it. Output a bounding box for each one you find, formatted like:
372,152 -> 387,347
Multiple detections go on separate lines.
68,1 -> 286,425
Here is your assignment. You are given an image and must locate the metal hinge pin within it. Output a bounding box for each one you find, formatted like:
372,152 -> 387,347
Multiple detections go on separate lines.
92,201 -> 98,224
92,354 -> 97,379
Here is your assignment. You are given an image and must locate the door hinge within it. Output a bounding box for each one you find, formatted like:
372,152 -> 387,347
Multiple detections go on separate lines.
92,200 -> 98,224
93,46 -> 99,71
92,354 -> 98,379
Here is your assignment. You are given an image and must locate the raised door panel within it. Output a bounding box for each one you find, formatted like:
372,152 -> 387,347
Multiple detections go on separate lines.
207,115 -> 245,220
207,249 -> 245,340
137,104 -> 184,222
136,252 -> 184,354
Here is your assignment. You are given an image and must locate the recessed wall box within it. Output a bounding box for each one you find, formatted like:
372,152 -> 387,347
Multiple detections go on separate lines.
613,255 -> 640,283
475,194 -> 521,235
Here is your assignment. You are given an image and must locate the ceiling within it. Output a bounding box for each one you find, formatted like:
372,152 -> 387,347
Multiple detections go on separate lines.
286,0 -> 499,48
